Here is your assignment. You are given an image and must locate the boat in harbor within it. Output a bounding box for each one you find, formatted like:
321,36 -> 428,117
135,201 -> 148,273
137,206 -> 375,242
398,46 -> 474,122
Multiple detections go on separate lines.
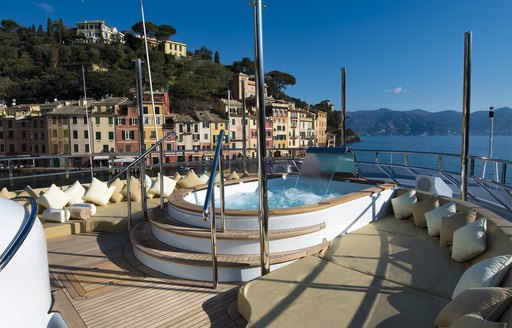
1,2 -> 512,328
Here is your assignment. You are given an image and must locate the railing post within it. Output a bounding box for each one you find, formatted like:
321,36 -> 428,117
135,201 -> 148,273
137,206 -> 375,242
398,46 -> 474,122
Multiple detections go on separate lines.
136,58 -> 148,219
210,182 -> 218,289
219,150 -> 226,233
438,155 -> 443,171
404,153 -> 409,167
126,169 -> 132,231
375,151 -> 380,164
470,158 -> 475,177
460,32 -> 472,201
159,144 -> 164,211
501,163 -> 507,185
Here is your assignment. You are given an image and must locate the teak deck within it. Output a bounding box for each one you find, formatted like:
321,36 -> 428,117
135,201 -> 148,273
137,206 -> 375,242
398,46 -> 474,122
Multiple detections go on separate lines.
47,232 -> 246,327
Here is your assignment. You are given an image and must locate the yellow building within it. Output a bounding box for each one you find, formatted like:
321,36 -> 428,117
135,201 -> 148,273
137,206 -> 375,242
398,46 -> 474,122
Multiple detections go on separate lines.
210,114 -> 227,148
141,91 -> 170,156
164,40 -> 187,58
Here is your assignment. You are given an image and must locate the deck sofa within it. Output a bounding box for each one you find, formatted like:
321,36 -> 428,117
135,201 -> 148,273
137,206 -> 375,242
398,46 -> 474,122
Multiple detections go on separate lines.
238,188 -> 512,327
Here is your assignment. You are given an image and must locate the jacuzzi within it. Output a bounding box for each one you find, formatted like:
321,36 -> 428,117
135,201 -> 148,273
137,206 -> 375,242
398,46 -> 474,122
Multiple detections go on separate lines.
168,175 -> 395,241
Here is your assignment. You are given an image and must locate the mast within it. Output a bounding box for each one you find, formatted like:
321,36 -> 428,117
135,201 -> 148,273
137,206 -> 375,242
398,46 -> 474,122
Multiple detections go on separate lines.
341,67 -> 346,146
460,32 -> 471,201
81,65 -> 93,181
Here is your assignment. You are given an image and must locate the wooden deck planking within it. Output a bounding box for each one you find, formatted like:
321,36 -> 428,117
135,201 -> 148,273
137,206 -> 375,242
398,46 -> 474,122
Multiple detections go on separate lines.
47,232 -> 244,328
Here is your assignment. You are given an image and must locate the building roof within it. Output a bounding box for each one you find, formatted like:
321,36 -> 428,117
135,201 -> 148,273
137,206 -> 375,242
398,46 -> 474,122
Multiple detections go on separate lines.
94,97 -> 129,106
194,111 -> 226,123
48,105 -> 88,115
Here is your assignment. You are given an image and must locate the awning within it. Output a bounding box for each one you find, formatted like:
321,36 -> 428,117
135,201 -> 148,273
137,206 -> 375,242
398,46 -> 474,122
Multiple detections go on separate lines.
93,155 -> 109,161
113,156 -> 136,163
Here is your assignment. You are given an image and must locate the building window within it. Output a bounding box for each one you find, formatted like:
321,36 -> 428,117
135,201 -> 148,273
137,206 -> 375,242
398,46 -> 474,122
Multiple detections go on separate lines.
9,145 -> 14,153
123,131 -> 134,140
155,106 -> 160,114
74,144 -> 79,152
204,133 -> 208,139
34,145 -> 39,153
166,144 -> 172,151
21,144 -> 26,152
22,131 -> 26,138
95,117 -> 100,124
179,124 -> 183,133
143,117 -> 150,125
83,116 -> 88,124
96,132 -> 101,140
52,130 -> 57,138
143,106 -> 149,114
53,144 -> 58,153
155,117 -> 162,125
231,119 -> 235,126
150,131 -> 156,138
117,118 -> 126,125
72,116 -> 77,124
103,145 -> 109,152
130,118 -> 137,125
203,122 -> 209,128
63,130 -> 68,137
64,144 -> 69,153
215,123 -> 218,130
85,144 -> 89,152
84,130 -> 89,139
73,130 -> 78,138
108,132 -> 114,140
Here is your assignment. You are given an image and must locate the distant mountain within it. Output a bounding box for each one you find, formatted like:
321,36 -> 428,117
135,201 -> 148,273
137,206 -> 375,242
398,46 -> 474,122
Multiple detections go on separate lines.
346,107 -> 512,136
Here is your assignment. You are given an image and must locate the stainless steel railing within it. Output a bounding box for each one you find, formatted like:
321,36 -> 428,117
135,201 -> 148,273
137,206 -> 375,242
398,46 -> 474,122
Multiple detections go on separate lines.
202,129 -> 227,289
107,132 -> 174,230
0,197 -> 37,272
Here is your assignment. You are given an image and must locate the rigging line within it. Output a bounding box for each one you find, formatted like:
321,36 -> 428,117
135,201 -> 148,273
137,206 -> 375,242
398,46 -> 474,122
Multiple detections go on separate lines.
139,0 -> 159,142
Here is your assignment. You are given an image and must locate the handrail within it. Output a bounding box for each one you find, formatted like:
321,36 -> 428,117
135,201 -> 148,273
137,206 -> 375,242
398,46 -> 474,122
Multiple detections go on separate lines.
202,129 -> 225,221
0,197 -> 37,272
202,129 -> 225,289
107,132 -> 174,187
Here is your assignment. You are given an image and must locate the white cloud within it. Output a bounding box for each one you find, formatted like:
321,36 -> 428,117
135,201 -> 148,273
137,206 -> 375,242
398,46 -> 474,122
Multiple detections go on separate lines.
35,2 -> 55,13
384,86 -> 410,94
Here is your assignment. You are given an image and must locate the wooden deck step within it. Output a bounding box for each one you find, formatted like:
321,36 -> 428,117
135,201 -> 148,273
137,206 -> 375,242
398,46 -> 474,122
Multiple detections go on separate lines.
149,206 -> 326,240
131,222 -> 328,268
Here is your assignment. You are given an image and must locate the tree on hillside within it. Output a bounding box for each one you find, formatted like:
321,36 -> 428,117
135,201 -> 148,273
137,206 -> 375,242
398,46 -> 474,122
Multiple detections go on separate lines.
194,46 -> 212,60
312,100 -> 331,112
1,19 -> 20,33
214,51 -> 220,64
46,18 -> 53,37
156,24 -> 176,40
37,25 -> 44,36
131,21 -> 158,37
229,57 -> 254,75
265,70 -> 296,98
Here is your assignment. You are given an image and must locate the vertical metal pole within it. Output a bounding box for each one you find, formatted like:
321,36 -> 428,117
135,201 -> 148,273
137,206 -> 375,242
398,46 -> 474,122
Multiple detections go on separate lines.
8,160 -> 13,187
242,81 -> 248,175
460,32 -> 472,201
252,0 -> 270,276
219,149 -> 226,233
227,90 -> 231,170
210,183 -> 218,289
136,59 -> 148,218
341,67 -> 346,146
438,155 -> 443,171
82,65 -> 94,181
159,144 -> 164,210
126,169 -> 132,231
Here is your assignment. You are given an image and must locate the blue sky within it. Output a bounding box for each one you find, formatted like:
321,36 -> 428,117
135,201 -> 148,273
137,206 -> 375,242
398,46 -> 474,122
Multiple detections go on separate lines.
1,0 -> 511,112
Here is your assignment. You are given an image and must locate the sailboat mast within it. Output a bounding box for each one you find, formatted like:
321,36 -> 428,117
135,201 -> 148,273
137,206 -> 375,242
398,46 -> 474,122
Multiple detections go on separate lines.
82,65 -> 93,181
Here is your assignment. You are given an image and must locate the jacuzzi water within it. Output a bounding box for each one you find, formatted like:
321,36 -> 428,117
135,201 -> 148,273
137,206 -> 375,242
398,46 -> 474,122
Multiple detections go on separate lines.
213,175 -> 370,210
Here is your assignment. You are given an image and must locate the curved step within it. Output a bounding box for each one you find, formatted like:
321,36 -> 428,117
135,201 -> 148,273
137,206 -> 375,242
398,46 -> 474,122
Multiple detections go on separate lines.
131,222 -> 328,282
149,206 -> 327,254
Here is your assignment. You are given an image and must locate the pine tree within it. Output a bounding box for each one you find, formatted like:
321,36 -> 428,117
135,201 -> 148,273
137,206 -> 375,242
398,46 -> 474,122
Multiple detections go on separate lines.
214,51 -> 220,64
46,18 -> 53,37
37,25 -> 44,36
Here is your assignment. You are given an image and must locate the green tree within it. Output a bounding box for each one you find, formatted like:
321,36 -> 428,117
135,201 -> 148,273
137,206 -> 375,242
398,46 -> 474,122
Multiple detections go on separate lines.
194,46 -> 212,60
46,18 -> 53,37
214,51 -> 220,64
229,57 -> 254,75
1,19 -> 20,33
37,25 -> 44,36
156,24 -> 176,40
131,21 -> 158,37
265,70 -> 296,98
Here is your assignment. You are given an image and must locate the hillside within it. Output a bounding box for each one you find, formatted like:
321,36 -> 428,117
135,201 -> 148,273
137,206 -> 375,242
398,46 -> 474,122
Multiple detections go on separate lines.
346,107 -> 512,136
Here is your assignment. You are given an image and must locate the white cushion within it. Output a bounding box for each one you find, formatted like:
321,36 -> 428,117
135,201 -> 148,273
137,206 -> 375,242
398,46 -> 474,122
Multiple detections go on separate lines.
425,201 -> 456,236
39,208 -> 70,223
64,181 -> 86,205
70,203 -> 97,216
452,255 -> 512,299
391,190 -> 417,219
452,218 -> 487,262
36,184 -> 71,210
144,175 -> 152,192
82,178 -> 116,206
149,173 -> 176,197
198,173 -> 210,184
